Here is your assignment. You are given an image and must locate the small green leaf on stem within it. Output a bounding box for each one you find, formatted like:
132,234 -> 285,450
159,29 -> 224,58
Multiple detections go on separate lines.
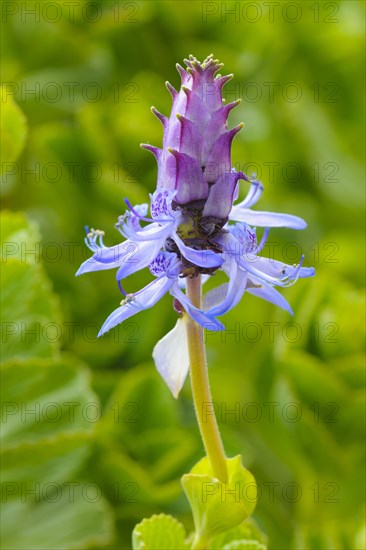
182,455 -> 257,547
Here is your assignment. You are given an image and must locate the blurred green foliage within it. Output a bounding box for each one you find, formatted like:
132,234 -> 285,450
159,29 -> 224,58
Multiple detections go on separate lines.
1,1 -> 365,549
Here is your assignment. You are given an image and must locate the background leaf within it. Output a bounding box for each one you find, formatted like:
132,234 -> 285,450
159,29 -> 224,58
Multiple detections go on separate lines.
0,87 -> 27,168
1,1 -> 364,548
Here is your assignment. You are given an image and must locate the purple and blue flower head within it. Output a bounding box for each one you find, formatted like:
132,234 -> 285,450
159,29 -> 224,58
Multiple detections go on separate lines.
77,54 -> 314,396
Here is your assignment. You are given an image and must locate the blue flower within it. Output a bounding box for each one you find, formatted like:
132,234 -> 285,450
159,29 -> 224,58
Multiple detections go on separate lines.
76,55 -> 315,397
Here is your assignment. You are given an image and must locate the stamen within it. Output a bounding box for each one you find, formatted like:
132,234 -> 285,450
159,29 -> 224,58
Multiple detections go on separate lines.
281,255 -> 305,286
120,293 -> 135,305
84,227 -> 106,252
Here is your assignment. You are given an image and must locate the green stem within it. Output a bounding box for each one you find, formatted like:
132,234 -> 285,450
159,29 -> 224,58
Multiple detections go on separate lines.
185,275 -> 228,484
191,535 -> 209,550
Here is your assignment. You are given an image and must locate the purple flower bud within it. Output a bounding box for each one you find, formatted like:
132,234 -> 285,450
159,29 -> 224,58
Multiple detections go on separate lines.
141,54 -> 244,219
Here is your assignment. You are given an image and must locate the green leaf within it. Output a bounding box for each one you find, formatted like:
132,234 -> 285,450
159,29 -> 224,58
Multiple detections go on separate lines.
0,212 -> 62,362
1,436 -> 91,493
0,87 -> 27,167
0,212 -> 40,258
0,356 -> 114,549
97,363 -> 198,495
182,455 -> 257,547
210,518 -> 268,549
1,484 -> 113,550
1,357 -> 97,447
132,514 -> 188,549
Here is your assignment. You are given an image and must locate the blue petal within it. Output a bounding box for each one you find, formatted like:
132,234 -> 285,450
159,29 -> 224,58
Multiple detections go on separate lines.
204,257 -> 248,316
173,233 -> 223,268
170,284 -> 225,331
235,179 -> 263,208
246,280 -> 294,314
76,241 -> 141,276
115,239 -> 164,281
121,220 -> 174,242
250,257 -> 315,280
76,256 -> 115,276
238,256 -> 315,287
230,207 -> 307,229
98,276 -> 174,336
202,283 -> 229,310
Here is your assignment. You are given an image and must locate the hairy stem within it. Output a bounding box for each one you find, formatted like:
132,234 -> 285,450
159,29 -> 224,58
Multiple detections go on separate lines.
185,275 -> 228,483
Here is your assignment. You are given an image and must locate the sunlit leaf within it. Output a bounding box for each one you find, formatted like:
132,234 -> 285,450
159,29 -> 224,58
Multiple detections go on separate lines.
0,87 -> 27,167
132,514 -> 188,550
182,455 -> 256,545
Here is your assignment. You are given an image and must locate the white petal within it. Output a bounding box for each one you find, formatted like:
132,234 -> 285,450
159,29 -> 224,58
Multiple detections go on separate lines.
152,318 -> 190,399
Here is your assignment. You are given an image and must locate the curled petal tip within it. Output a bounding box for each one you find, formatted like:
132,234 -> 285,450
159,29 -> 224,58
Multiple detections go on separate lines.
218,74 -> 234,88
176,63 -> 187,78
230,99 -> 242,108
165,81 -> 177,98
151,106 -> 167,126
227,123 -> 244,140
140,143 -> 161,160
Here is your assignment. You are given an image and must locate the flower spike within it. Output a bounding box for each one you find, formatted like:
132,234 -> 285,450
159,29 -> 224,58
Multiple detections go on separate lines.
77,55 -> 314,397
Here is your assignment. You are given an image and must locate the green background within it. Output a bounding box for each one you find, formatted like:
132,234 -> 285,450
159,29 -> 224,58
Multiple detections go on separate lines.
1,1 -> 365,548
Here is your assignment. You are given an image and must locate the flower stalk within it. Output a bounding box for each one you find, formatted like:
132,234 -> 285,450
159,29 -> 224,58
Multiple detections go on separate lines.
185,275 -> 228,484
